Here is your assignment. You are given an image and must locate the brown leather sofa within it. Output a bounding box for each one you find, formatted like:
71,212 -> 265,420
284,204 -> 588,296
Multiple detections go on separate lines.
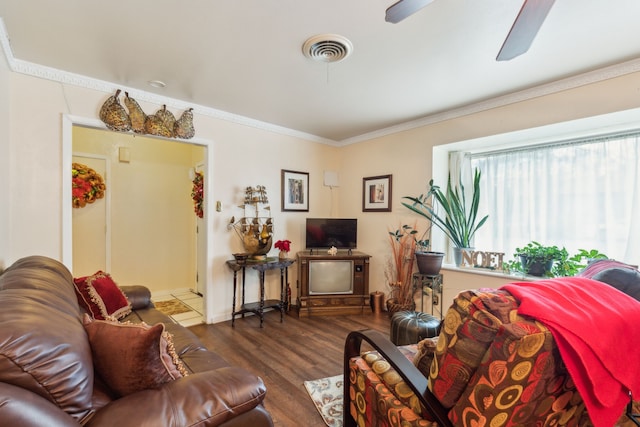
0,255 -> 273,427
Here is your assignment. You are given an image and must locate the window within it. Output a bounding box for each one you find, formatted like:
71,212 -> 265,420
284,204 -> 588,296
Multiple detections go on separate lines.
465,131 -> 640,264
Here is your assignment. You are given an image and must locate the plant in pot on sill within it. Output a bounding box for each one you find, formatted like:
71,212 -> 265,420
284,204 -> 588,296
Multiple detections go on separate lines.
402,168 -> 488,266
505,241 -> 567,277
552,248 -> 608,277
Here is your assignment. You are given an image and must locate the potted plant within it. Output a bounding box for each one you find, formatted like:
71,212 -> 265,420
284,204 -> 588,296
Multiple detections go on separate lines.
274,239 -> 291,260
385,224 -> 418,314
506,243 -> 609,277
402,168 -> 488,266
385,223 -> 444,314
552,248 -> 608,277
388,224 -> 444,277
505,241 -> 566,277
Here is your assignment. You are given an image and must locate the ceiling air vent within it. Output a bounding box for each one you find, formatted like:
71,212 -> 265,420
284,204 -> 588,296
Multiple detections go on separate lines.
302,34 -> 353,63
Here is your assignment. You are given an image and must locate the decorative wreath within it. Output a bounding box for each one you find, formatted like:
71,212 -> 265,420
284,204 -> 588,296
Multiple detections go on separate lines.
72,163 -> 106,209
191,171 -> 204,218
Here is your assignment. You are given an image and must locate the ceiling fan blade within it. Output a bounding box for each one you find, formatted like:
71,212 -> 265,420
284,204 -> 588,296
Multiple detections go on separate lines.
385,0 -> 435,23
496,0 -> 555,61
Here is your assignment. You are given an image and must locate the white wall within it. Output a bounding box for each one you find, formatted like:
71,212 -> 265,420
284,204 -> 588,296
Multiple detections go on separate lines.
3,72 -> 340,323
4,65 -> 640,320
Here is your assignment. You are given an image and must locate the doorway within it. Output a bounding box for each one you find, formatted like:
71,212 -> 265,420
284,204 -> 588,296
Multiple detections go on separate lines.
62,116 -> 213,321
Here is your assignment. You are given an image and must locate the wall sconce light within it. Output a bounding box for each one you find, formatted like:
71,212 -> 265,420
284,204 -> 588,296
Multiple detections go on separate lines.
323,171 -> 339,188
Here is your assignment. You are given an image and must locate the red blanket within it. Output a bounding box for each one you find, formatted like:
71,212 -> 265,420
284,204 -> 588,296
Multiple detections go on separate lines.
501,277 -> 640,427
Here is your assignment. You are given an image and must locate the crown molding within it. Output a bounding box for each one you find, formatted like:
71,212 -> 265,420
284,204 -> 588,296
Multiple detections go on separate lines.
340,57 -> 640,145
2,18 -> 639,148
0,19 -> 339,147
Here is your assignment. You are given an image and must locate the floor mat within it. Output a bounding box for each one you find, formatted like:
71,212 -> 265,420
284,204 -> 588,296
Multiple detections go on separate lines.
303,374 -> 343,427
154,299 -> 192,316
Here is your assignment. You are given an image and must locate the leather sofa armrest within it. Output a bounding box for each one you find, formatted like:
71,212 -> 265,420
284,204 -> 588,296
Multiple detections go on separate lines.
120,285 -> 152,310
86,367 -> 269,427
343,329 -> 451,427
0,383 -> 80,427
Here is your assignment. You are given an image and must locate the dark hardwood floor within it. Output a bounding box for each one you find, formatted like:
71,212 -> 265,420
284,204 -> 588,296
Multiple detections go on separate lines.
189,310 -> 391,426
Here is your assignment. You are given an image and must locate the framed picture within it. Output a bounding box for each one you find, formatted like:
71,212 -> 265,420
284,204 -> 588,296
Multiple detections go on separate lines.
281,170 -> 309,212
363,174 -> 392,212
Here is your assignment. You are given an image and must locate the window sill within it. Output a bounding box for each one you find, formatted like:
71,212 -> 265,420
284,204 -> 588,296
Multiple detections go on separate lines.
440,264 -> 541,282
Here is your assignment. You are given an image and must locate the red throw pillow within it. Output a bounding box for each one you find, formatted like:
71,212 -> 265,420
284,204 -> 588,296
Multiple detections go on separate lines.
83,314 -> 188,397
74,271 -> 131,320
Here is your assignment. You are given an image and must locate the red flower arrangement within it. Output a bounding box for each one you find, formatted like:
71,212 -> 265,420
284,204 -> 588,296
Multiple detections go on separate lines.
191,171 -> 204,218
72,163 -> 106,209
274,239 -> 291,252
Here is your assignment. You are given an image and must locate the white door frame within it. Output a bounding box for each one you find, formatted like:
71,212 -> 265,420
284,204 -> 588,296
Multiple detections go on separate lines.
61,114 -> 215,321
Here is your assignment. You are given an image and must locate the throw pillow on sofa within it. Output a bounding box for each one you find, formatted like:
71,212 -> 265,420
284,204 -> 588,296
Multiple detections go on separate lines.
592,267 -> 640,302
413,336 -> 438,377
74,271 -> 131,320
83,314 -> 188,397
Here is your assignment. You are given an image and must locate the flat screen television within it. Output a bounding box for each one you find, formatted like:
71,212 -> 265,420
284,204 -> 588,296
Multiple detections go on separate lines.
305,218 -> 357,250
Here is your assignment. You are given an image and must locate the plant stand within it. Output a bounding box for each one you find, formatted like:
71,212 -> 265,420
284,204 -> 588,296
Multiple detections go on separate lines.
412,273 -> 444,319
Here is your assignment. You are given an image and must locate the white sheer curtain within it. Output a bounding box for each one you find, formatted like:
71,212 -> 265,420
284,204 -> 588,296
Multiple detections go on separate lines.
467,132 -> 640,265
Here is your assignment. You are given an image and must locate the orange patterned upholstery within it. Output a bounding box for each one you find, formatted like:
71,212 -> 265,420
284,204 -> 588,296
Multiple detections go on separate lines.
346,288 -> 639,427
348,346 -> 437,427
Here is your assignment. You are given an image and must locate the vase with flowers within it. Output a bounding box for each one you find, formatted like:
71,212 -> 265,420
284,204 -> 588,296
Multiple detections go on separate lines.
274,239 -> 291,260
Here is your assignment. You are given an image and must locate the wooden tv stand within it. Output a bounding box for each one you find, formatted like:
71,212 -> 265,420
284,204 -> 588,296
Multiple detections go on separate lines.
296,251 -> 371,317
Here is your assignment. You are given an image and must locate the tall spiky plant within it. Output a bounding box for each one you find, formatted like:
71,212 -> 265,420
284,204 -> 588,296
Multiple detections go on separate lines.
402,168 -> 488,249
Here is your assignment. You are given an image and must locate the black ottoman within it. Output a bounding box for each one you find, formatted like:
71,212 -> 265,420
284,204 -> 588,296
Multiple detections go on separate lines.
390,311 -> 441,345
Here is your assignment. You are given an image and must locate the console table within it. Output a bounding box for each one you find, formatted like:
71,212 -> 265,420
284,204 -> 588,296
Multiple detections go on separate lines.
412,273 -> 444,319
226,258 -> 295,328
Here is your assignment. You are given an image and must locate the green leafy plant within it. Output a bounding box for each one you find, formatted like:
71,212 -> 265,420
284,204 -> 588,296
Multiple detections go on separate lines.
505,241 -> 608,277
402,168 -> 488,249
506,241 -> 566,277
388,224 -> 430,252
552,248 -> 608,277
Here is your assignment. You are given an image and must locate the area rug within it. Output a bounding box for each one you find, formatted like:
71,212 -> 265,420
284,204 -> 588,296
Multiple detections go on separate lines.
154,299 -> 192,316
304,374 -> 343,427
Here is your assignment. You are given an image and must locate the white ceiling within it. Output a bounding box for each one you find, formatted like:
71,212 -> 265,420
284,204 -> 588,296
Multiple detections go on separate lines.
2,0 -> 640,144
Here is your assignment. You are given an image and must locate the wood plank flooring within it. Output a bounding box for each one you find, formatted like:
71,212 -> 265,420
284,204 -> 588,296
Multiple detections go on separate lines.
189,310 -> 391,427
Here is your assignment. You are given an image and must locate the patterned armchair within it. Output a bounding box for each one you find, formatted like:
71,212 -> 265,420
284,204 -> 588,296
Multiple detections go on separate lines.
344,287 -> 640,427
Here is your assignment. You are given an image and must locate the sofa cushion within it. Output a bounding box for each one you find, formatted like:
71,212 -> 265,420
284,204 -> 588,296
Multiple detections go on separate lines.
0,256 -> 94,423
592,267 -> 640,302
577,258 -> 638,278
351,351 -> 433,423
83,315 -> 188,397
429,289 -> 519,408
413,336 -> 438,378
74,271 -> 131,320
449,318 -> 589,427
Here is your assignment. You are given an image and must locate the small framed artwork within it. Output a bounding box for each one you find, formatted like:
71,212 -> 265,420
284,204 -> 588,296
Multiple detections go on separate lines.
281,169 -> 309,212
363,174 -> 392,212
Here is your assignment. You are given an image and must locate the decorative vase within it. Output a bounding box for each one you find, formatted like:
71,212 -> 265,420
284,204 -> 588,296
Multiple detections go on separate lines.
453,247 -> 473,267
415,251 -> 444,275
279,251 -> 288,260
